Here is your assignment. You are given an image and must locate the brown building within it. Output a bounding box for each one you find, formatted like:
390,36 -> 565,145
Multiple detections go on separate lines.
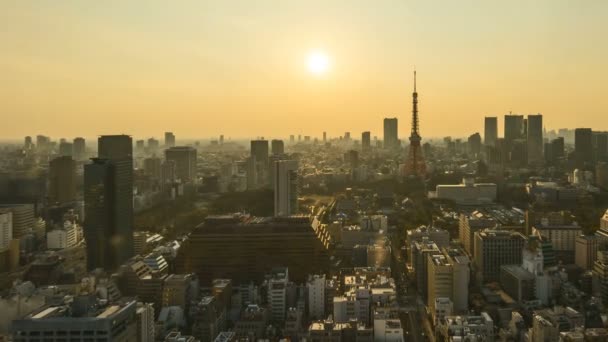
175,215 -> 330,284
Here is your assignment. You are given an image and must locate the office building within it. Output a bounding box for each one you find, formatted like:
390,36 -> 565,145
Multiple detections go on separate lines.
165,146 -> 197,183
266,267 -> 289,322
307,274 -> 325,320
191,296 -> 226,342
175,215 -> 330,284
593,250 -> 608,306
484,117 -> 498,146
504,114 -> 525,143
0,210 -> 12,251
383,118 -> 398,149
444,248 -> 470,313
596,162 -> 608,189
273,160 -> 299,216
164,132 -> 175,147
73,137 -> 86,161
143,156 -> 162,180
136,302 -> 155,342
500,264 -> 535,302
271,139 -> 284,155
406,225 -> 450,250
432,177 -> 497,205
411,239 -> 441,300
575,235 -> 598,270
0,204 -> 35,239
234,304 -> 269,340
602,210 -> 608,230
361,131 -> 371,152
162,273 -> 197,310
427,254 -> 453,311
251,140 -> 269,166
468,133 -> 482,156
250,140 -> 270,187
575,128 -> 593,167
474,230 -> 526,283
531,212 -> 581,264
84,157 -> 134,271
11,300 -> 138,342
527,114 -> 543,164
48,156 -> 76,204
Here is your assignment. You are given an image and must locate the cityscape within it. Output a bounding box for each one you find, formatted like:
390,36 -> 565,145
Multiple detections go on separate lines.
2,2 -> 608,342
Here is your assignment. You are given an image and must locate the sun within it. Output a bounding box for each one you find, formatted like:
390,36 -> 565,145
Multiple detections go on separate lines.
307,50 -> 330,75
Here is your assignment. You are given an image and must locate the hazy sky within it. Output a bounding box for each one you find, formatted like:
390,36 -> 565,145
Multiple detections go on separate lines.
1,1 -> 607,141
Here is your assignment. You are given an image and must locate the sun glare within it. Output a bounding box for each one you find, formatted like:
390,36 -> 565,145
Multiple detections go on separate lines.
307,51 -> 330,75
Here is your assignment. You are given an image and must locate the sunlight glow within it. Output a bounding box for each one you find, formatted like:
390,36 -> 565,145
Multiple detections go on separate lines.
307,51 -> 330,75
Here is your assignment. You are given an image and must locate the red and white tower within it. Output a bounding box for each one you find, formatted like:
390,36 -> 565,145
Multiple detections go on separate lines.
404,71 -> 427,177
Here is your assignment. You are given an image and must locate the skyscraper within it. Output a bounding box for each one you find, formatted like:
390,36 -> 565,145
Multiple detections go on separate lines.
84,135 -> 134,271
484,117 -> 498,146
527,114 -> 543,164
58,142 -> 73,157
361,131 -> 371,152
164,132 -> 176,148
274,160 -> 299,216
165,146 -> 197,182
271,139 -> 285,155
48,156 -> 76,204
383,118 -> 398,149
575,128 -> 593,168
251,140 -> 269,166
323,132 -> 327,142
73,137 -> 86,161
504,114 -> 525,144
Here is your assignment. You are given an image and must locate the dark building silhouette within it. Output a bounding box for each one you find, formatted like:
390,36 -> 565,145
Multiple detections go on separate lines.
504,114 -> 525,144
484,117 -> 498,146
361,131 -> 371,152
527,114 -> 543,164
251,140 -> 269,166
468,133 -> 482,156
575,128 -> 593,168
175,215 -> 330,284
73,137 -> 86,161
165,146 -> 197,183
84,135 -> 134,271
383,118 -> 398,149
271,139 -> 284,155
48,156 -> 76,205
164,132 -> 176,148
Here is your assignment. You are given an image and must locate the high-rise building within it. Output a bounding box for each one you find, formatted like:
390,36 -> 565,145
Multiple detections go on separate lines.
504,114 -> 525,144
383,118 -> 398,149
575,128 -> 593,167
474,230 -> 526,283
165,146 -> 197,183
24,136 -> 33,150
48,156 -> 77,204
273,160 -> 299,217
147,138 -> 159,154
266,267 -> 289,322
143,156 -> 162,180
323,132 -> 327,142
597,162 -> 608,190
0,204 -> 35,239
307,274 -> 325,320
251,140 -> 269,166
595,132 -> 608,162
271,139 -> 284,155
84,135 -> 134,271
0,210 -> 12,251
58,142 -> 73,157
73,137 -> 86,161
484,117 -> 498,146
290,135 -> 295,144
164,132 -> 176,148
84,159 -> 132,270
468,133 -> 482,156
175,215 -> 330,284
593,250 -> 608,306
546,137 -> 565,164
575,235 -> 598,270
527,114 -> 543,164
361,131 -> 371,152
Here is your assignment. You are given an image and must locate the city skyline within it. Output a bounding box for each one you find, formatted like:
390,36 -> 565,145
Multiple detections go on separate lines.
2,1 -> 607,139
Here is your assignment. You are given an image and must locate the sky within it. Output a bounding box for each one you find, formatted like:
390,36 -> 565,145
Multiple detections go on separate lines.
1,0 -> 607,141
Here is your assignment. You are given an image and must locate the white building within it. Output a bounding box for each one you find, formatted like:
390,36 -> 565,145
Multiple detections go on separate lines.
273,160 -> 299,216
373,307 -> 404,342
431,177 -> 497,205
0,210 -> 12,251
437,312 -> 494,342
46,221 -> 79,249
136,302 -> 155,342
0,204 -> 35,238
575,235 -> 598,270
267,267 -> 289,322
333,288 -> 371,325
306,274 -> 325,320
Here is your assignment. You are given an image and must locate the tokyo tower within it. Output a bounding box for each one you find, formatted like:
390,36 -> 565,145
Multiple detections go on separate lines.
403,71 -> 427,177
